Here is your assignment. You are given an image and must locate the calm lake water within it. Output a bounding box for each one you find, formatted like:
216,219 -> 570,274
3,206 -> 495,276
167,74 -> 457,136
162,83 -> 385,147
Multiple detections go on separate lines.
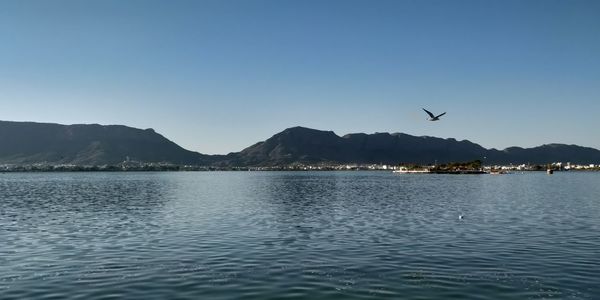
1,171 -> 599,299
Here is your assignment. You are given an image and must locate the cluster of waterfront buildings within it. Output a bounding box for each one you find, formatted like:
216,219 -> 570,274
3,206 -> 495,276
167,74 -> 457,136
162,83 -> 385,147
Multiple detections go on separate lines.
273,162 -> 600,172
1,161 -> 598,172
0,162 -> 210,172
485,162 -> 599,171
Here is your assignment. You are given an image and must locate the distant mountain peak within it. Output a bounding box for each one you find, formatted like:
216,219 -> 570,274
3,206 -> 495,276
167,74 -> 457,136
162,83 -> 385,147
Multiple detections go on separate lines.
280,126 -> 335,135
0,120 -> 211,165
231,127 -> 600,166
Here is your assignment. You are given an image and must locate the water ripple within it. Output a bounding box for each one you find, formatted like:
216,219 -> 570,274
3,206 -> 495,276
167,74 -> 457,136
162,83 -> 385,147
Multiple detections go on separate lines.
1,171 -> 599,299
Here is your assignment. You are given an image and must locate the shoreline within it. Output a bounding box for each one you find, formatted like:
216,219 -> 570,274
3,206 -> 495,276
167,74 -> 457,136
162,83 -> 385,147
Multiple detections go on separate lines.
1,168 -> 598,173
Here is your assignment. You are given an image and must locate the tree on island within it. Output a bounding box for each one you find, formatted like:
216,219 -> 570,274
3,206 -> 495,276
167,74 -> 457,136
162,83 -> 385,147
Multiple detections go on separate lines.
432,160 -> 482,171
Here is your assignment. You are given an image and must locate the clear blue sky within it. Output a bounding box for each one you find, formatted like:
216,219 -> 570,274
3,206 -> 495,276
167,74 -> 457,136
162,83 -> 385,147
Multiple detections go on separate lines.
1,0 -> 599,154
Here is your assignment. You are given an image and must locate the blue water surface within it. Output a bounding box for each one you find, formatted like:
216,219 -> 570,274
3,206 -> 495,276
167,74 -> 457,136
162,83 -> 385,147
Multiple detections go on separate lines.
1,171 -> 599,299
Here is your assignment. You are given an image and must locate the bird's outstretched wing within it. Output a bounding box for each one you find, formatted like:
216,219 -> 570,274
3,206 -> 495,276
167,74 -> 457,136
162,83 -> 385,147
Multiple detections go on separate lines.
422,108 -> 435,118
435,112 -> 446,118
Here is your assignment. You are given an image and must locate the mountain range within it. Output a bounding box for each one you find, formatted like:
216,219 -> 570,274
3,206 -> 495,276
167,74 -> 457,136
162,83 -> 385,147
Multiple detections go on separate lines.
0,121 -> 212,165
1,121 -> 599,166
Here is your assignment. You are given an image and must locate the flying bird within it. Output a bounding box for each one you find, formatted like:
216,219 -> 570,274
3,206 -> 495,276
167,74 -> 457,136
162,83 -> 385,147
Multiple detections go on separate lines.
422,108 -> 446,121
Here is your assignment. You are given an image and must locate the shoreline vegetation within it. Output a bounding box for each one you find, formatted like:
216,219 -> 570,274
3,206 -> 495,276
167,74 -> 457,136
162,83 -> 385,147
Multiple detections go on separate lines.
1,160 -> 599,173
